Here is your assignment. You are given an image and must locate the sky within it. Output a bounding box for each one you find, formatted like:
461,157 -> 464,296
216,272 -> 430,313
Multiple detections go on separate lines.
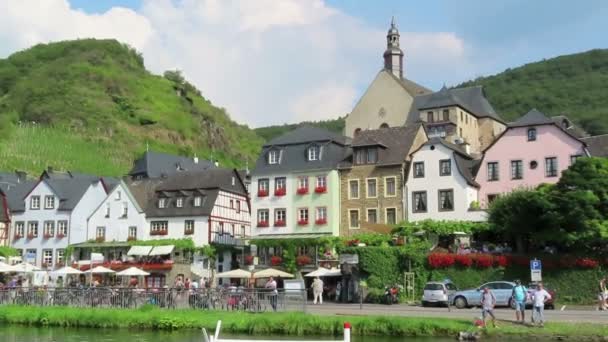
1,1 -> 607,128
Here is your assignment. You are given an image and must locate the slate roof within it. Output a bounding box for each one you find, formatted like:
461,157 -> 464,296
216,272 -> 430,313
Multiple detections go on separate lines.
145,168 -> 247,218
509,109 -> 555,127
551,115 -> 589,138
0,172 -> 37,212
407,85 -> 502,123
340,124 -> 424,168
128,151 -> 215,179
581,134 -> 608,157
125,178 -> 165,211
382,70 -> 432,97
414,138 -> 480,187
40,169 -> 119,193
45,178 -> 106,211
254,126 -> 351,175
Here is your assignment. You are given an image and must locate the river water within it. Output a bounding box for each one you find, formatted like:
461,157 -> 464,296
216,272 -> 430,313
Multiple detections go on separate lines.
0,326 -> 456,342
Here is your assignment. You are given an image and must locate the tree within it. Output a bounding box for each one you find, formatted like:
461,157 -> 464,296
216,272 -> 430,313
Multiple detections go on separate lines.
488,189 -> 559,253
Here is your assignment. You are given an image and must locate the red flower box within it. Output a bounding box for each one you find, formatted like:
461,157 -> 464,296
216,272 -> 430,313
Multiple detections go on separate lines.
428,253 -> 455,268
13,234 -> 23,240
56,233 -> 65,239
274,220 -> 286,227
315,218 -> 327,225
297,220 -> 308,226
27,233 -> 36,239
494,255 -> 508,267
257,221 -> 269,228
473,254 -> 493,268
575,258 -> 599,269
43,233 -> 53,239
297,188 -> 309,195
296,255 -> 312,266
274,188 -> 286,196
150,230 -> 168,236
258,189 -> 269,197
347,239 -> 360,246
270,255 -> 283,266
455,254 -> 473,267
244,255 -> 254,265
314,186 -> 327,194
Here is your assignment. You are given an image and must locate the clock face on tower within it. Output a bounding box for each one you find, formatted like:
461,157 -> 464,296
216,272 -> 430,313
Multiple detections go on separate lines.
378,107 -> 386,118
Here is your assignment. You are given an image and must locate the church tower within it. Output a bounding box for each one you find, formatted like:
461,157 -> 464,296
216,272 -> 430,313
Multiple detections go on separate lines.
383,16 -> 404,79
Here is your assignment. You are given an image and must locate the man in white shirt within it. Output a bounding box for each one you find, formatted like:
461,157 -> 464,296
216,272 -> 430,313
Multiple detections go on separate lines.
531,283 -> 552,327
312,277 -> 324,304
265,276 -> 278,311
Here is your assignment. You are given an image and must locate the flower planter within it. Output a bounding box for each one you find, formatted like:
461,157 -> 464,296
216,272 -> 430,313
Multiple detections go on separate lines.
257,189 -> 269,197
297,220 -> 309,226
270,256 -> 283,266
150,230 -> 168,236
296,188 -> 309,195
274,188 -> 286,196
27,234 -> 36,239
56,234 -> 65,239
314,186 -> 327,194
43,234 -> 53,239
13,235 -> 23,240
95,237 -> 105,243
296,255 -> 312,266
274,220 -> 286,227
244,255 -> 254,265
257,221 -> 269,228
127,236 -> 137,241
315,218 -> 327,225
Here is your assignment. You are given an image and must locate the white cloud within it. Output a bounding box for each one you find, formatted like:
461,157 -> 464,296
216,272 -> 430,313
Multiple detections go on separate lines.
0,0 -> 472,127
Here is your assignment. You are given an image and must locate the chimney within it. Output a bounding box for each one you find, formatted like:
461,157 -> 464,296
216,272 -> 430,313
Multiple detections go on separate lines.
15,170 -> 27,183
47,166 -> 54,174
461,142 -> 471,155
193,154 -> 199,164
214,160 -> 219,167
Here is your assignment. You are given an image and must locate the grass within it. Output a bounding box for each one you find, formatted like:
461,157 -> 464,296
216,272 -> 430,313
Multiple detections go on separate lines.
0,305 -> 606,339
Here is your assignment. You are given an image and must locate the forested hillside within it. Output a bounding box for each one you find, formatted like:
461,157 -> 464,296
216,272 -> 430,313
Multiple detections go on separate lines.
458,49 -> 608,135
0,39 -> 263,176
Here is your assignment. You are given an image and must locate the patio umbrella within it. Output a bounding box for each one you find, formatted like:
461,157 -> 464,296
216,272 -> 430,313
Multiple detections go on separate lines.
0,261 -> 13,273
305,267 -> 329,277
116,267 -> 149,277
85,266 -> 115,274
253,268 -> 294,279
215,269 -> 252,278
9,262 -> 41,273
52,266 -> 84,275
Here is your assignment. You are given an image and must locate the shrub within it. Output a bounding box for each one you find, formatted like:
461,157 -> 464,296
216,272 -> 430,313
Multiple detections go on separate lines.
494,255 -> 508,267
455,255 -> 473,267
473,254 -> 493,268
428,253 -> 455,268
575,258 -> 599,269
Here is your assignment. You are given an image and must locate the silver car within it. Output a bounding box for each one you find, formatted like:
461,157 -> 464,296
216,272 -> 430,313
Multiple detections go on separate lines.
421,281 -> 458,307
452,281 -> 516,309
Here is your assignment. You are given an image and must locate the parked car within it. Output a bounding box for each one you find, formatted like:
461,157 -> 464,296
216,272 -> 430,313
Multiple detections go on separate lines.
452,281 -> 516,309
422,280 -> 458,307
509,283 -> 556,310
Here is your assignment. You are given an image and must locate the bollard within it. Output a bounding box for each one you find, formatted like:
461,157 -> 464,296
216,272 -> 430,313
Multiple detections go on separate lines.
343,322 -> 351,342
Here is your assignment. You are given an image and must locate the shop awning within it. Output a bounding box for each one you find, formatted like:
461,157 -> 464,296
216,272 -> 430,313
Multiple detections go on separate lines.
127,246 -> 153,256
149,245 -> 174,256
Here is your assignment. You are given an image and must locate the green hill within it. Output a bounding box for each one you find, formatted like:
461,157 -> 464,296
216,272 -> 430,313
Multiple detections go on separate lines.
0,39 -> 263,176
254,118 -> 345,142
458,49 -> 608,135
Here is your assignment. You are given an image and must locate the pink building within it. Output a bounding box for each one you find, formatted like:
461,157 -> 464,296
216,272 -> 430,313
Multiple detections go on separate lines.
477,109 -> 588,208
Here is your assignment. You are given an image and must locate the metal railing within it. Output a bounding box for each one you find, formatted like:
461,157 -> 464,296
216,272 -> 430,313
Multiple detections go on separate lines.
0,287 -> 307,312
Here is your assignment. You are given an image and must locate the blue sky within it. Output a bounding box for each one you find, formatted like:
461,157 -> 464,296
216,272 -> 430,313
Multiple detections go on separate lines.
1,1 -> 607,126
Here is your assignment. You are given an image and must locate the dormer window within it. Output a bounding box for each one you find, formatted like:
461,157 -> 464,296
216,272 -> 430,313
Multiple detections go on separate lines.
354,147 -> 378,165
194,196 -> 202,207
268,150 -> 279,164
116,191 -> 121,200
176,197 -> 184,208
308,145 -> 320,161
527,128 -> 537,141
44,196 -> 55,209
158,198 -> 166,209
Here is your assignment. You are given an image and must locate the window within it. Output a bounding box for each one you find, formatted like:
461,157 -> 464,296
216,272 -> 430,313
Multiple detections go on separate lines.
56,249 -> 65,265
308,145 -> 320,161
194,196 -> 202,207
42,250 -> 53,266
385,177 -> 396,197
465,114 -> 469,124
275,177 -> 286,191
349,210 -> 360,229
122,202 -> 128,217
487,194 -> 499,205
442,109 -> 449,121
413,162 -> 425,178
25,249 -> 36,263
348,180 -> 359,199
545,157 -> 558,177
438,189 -> 454,211
105,203 -> 110,217
570,155 -> 582,165
315,207 -> 327,223
184,220 -> 194,235
43,221 -> 54,237
128,226 -> 137,239
236,200 -> 241,213
460,111 -> 463,122
427,111 -> 434,123
268,150 -> 279,164
274,209 -> 286,226
257,210 -> 269,224
316,175 -> 327,189
527,128 -> 537,141
258,178 -> 269,193
150,221 -> 168,235
487,162 -> 499,181
230,199 -> 234,209
176,197 -> 184,208
439,159 -> 451,176
459,128 -> 463,136
297,177 -> 308,191
366,178 -> 377,198
412,191 -> 427,213
367,209 -> 378,224
158,198 -> 166,208
44,196 -> 55,209
15,222 -> 25,237
57,221 -> 68,237
354,148 -> 378,164
116,190 -> 122,200
298,208 -> 309,223
510,160 -> 523,180
27,221 -> 38,237
30,196 -> 40,209
96,226 -> 105,239
386,208 -> 397,225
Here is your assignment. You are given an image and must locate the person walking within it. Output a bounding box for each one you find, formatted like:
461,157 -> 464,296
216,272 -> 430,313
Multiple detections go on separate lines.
265,276 -> 278,311
511,280 -> 528,323
480,287 -> 498,328
531,283 -> 552,327
598,277 -> 607,311
312,277 -> 324,304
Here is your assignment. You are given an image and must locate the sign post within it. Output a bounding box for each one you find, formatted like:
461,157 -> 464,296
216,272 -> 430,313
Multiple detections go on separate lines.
530,259 -> 542,282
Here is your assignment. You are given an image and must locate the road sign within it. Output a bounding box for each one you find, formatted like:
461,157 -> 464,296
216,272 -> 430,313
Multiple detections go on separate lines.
530,259 -> 542,270
530,259 -> 542,281
531,270 -> 542,282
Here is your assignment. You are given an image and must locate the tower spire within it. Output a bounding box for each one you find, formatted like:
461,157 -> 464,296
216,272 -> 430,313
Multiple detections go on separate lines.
383,17 -> 404,79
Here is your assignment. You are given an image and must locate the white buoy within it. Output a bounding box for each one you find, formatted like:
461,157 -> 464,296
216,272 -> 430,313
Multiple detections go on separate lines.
343,322 -> 351,342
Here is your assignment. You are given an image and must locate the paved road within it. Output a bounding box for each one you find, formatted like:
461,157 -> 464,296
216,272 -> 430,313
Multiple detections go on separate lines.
306,303 -> 608,324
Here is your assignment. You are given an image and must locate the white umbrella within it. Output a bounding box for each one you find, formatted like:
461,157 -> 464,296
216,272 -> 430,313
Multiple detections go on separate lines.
305,267 -> 330,277
215,269 -> 252,278
253,268 -> 294,279
85,266 -> 115,274
9,262 -> 41,273
0,261 -> 13,273
116,267 -> 149,277
52,266 -> 84,275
